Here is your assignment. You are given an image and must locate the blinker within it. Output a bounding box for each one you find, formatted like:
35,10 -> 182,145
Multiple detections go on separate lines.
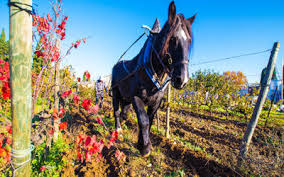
165,53 -> 172,65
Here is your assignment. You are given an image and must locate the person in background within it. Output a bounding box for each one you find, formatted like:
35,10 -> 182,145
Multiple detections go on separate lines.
95,76 -> 107,108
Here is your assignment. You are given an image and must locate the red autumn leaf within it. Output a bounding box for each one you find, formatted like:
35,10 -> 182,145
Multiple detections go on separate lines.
73,40 -> 81,49
98,140 -> 104,153
115,150 -> 120,159
0,133 -> 4,141
0,148 -> 7,157
77,134 -> 86,145
48,128 -> 55,135
56,29 -> 61,34
115,150 -> 126,161
85,151 -> 92,162
2,84 -> 11,99
58,20 -> 66,31
84,70 -> 90,80
96,116 -> 103,126
85,136 -> 92,147
32,15 -> 37,26
5,125 -> 12,134
59,122 -> 67,131
35,50 -> 44,58
81,99 -> 91,110
82,38 -> 86,43
91,135 -> 97,144
5,137 -> 12,145
53,109 -> 60,119
77,40 -> 81,46
64,16 -> 68,21
72,42 -> 77,48
88,105 -> 99,114
90,145 -> 98,154
77,152 -> 84,163
47,13 -> 52,22
60,108 -> 65,114
77,77 -> 81,82
4,151 -> 10,162
61,90 -> 72,99
40,166 -> 46,172
73,94 -> 79,105
110,130 -> 118,143
60,32 -> 65,40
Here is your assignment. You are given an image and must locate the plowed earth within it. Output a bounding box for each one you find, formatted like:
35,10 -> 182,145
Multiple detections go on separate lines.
67,97 -> 283,177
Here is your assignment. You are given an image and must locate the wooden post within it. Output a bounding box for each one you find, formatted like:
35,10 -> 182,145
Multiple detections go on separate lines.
53,39 -> 60,142
239,42 -> 280,158
166,84 -> 171,138
9,0 -> 33,176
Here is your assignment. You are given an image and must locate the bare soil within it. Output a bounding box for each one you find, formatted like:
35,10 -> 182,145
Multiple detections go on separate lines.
67,98 -> 283,177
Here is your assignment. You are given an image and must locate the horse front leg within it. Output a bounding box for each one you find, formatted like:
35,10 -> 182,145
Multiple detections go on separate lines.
132,96 -> 151,157
148,92 -> 164,131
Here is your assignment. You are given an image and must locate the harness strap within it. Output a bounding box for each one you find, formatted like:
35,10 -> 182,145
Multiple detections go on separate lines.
117,33 -> 146,63
171,59 -> 189,67
113,15 -> 191,91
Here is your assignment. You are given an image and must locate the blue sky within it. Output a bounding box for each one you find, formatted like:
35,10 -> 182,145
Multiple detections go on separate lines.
0,0 -> 283,83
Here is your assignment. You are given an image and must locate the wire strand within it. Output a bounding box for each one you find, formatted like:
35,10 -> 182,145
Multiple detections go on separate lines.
190,49 -> 271,66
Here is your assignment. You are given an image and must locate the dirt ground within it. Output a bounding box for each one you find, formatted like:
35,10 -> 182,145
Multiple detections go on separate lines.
67,97 -> 283,177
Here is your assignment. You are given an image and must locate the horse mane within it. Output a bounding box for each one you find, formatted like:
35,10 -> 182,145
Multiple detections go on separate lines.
158,14 -> 193,57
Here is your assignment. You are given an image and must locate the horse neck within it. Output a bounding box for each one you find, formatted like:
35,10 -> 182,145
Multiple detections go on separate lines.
151,25 -> 170,79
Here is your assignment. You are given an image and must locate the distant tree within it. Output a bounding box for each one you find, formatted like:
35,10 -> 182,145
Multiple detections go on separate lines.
0,29 -> 9,61
220,71 -> 248,119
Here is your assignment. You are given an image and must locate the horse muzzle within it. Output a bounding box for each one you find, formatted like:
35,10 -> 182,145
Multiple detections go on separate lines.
172,76 -> 187,89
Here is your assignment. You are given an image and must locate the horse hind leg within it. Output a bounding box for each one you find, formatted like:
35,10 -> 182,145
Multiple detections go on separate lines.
112,88 -> 122,133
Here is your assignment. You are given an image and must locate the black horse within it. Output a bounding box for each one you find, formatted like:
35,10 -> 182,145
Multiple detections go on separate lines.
111,1 -> 196,157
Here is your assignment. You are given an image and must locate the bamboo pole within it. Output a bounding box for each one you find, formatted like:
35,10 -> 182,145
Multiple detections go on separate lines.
239,42 -> 280,158
173,88 -> 175,104
53,39 -> 60,142
281,58 -> 283,108
156,111 -> 159,132
166,84 -> 171,138
9,0 -> 33,176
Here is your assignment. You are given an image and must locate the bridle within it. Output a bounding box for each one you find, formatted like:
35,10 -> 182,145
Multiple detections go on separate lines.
146,15 -> 191,90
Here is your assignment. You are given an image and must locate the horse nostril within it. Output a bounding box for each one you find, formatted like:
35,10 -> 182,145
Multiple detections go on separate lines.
175,77 -> 182,85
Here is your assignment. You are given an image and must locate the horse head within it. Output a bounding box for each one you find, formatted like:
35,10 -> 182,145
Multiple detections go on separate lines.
159,1 -> 196,89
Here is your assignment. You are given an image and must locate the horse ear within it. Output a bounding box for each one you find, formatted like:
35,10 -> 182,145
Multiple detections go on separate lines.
152,18 -> 161,33
187,13 -> 197,24
168,1 -> 176,25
